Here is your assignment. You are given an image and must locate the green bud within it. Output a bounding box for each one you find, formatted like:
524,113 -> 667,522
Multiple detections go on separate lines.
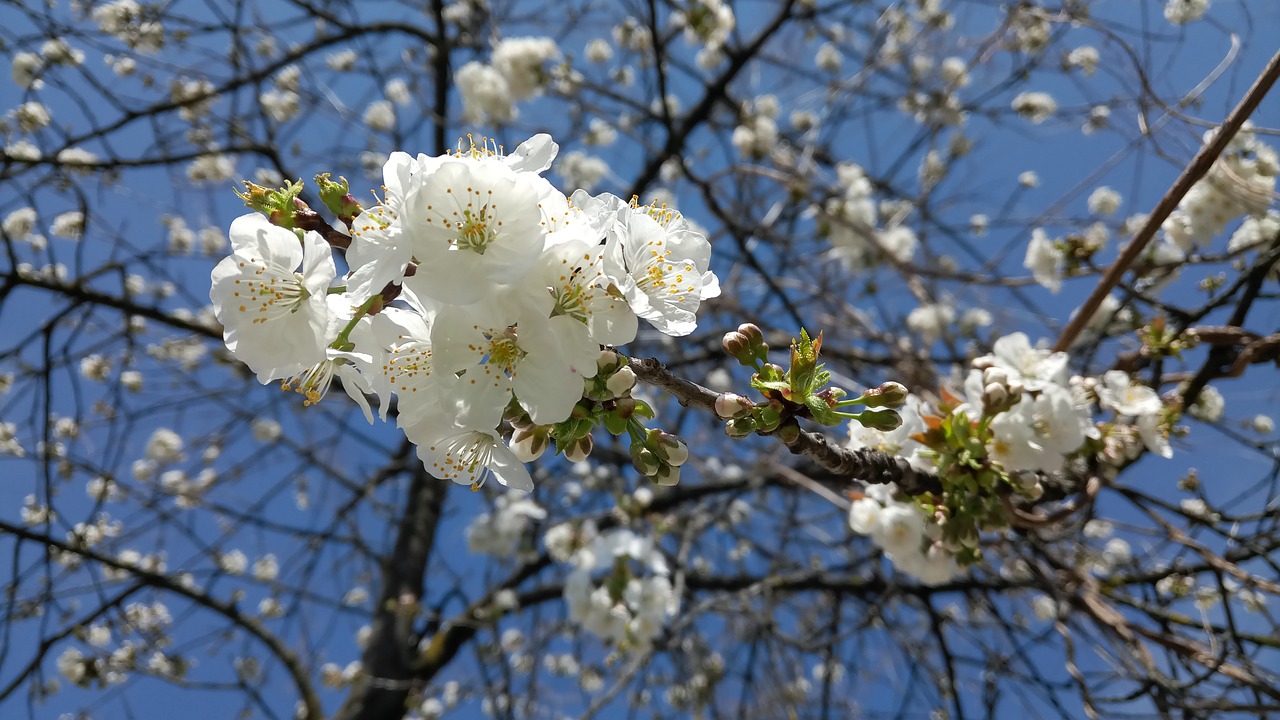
725,416 -> 757,438
861,381 -> 909,408
612,397 -> 636,420
854,408 -> 903,432
315,173 -> 362,224
775,420 -> 801,444
653,462 -> 681,486
235,178 -> 304,228
631,446 -> 661,476
760,363 -> 785,380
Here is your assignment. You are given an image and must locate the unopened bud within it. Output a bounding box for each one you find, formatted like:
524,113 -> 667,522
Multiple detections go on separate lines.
971,356 -> 995,371
663,436 -> 689,466
982,367 -> 1008,387
597,349 -> 623,375
715,392 -> 754,419
760,363 -> 785,379
775,420 -> 801,444
653,463 -> 681,486
737,323 -> 765,348
1007,380 -> 1025,402
562,434 -> 594,463
855,408 -> 902,432
981,382 -> 1008,412
725,416 -> 757,438
613,397 -> 637,419
605,366 -> 637,397
722,331 -> 750,360
510,426 -> 549,462
315,173 -> 362,224
861,381 -> 909,408
631,447 -> 661,477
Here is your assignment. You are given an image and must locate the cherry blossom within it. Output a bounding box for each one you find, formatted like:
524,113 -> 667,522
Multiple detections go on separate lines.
210,213 -> 335,382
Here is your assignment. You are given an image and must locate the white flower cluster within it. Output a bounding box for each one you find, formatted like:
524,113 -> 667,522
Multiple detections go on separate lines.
849,333 -> 1177,581
1161,123 -> 1277,253
731,96 -> 779,160
466,495 -> 546,556
848,484 -> 962,585
210,135 -> 718,492
562,528 -> 677,650
457,37 -> 559,123
1011,91 -> 1057,124
966,334 -> 1094,474
824,163 -> 918,269
671,0 -> 736,68
93,0 -> 165,52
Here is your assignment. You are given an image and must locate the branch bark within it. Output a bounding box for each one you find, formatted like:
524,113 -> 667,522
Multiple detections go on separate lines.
334,463 -> 447,720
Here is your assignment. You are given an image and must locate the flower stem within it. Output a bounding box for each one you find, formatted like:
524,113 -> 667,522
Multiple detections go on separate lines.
330,295 -> 382,349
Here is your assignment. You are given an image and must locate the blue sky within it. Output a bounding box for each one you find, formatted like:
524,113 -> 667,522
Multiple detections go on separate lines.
2,1 -> 1280,718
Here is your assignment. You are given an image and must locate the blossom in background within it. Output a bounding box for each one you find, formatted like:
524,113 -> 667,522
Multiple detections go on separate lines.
466,495 -> 547,556
1025,228 -> 1063,292
1096,371 -> 1162,418
561,528 -> 676,649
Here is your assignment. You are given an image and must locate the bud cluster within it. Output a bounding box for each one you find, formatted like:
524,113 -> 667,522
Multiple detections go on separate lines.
718,325 -> 908,443
969,361 -> 1024,414
721,323 -> 768,367
630,429 -> 689,486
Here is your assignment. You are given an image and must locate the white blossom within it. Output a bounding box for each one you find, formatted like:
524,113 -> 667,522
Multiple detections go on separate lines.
209,213 -> 336,383
1011,92 -> 1057,123
51,211 -> 86,240
1164,0 -> 1209,24
1088,186 -> 1122,215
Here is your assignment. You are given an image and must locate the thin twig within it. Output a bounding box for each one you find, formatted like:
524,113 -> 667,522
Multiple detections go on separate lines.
1054,49 -> 1280,352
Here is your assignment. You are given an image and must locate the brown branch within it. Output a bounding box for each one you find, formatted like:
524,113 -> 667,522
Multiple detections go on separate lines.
334,462 -> 446,720
1054,48 -> 1280,352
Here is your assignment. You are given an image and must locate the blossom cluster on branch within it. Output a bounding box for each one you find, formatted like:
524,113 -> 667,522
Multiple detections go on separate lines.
210,135 -> 718,491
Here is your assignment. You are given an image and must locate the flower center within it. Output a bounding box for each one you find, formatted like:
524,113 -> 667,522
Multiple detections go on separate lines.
385,344 -> 433,394
637,249 -> 697,299
455,207 -> 498,254
281,358 -> 338,406
551,285 -> 587,320
482,328 -> 523,372
428,431 -> 496,488
231,262 -> 309,324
